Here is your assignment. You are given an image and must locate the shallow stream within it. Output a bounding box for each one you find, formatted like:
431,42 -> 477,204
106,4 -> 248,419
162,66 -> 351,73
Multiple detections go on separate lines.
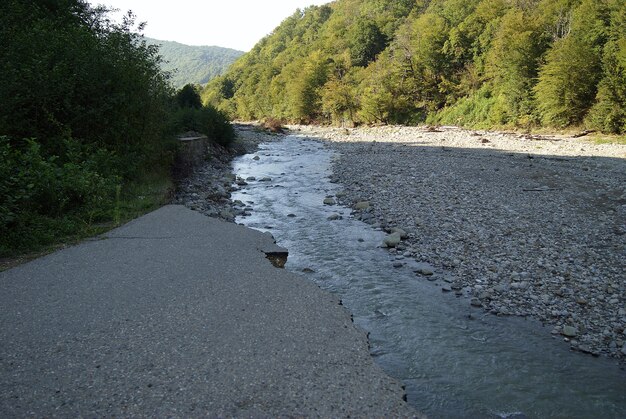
231,135 -> 626,418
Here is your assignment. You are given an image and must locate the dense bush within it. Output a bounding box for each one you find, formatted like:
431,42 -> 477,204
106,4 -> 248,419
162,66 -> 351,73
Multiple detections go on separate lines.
0,1 -> 230,256
172,85 -> 235,147
0,137 -> 121,254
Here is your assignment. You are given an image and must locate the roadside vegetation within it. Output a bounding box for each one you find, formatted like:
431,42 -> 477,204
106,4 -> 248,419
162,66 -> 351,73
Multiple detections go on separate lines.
0,0 -> 233,259
203,0 -> 626,135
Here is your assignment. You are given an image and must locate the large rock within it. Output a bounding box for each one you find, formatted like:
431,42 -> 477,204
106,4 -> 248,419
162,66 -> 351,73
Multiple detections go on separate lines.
323,198 -> 336,205
390,227 -> 408,239
383,232 -> 402,248
355,201 -> 371,210
562,325 -> 578,337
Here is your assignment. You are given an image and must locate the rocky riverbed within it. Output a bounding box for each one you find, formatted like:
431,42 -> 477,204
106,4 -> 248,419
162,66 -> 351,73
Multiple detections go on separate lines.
292,124 -> 626,361
173,124 -> 279,220
176,122 -> 626,362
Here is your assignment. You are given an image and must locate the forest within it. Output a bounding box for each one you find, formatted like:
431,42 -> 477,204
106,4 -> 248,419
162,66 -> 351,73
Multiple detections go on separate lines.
203,0 -> 626,133
0,0 -> 232,257
145,38 -> 243,88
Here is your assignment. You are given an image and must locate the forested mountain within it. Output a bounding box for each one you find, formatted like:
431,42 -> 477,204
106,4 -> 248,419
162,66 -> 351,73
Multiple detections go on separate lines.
146,38 -> 243,88
203,0 -> 626,134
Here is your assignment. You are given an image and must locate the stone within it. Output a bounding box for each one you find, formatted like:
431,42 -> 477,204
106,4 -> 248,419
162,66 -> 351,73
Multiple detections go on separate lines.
383,233 -> 402,248
327,214 -> 342,221
470,298 -> 482,307
246,176 -> 256,181
323,198 -> 336,205
392,262 -> 404,268
622,344 -> 626,356
219,210 -> 235,221
562,325 -> 578,338
442,285 -> 452,292
355,201 -> 371,210
390,227 -> 408,239
415,267 -> 434,276
260,177 -> 272,182
252,155 -> 260,160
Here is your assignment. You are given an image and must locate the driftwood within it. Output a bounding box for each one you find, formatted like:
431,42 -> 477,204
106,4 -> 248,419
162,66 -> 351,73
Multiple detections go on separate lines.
572,130 -> 596,138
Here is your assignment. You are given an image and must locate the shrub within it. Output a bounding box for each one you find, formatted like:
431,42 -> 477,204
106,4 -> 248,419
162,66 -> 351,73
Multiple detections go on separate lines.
261,118 -> 286,133
171,106 -> 235,147
0,136 -> 121,255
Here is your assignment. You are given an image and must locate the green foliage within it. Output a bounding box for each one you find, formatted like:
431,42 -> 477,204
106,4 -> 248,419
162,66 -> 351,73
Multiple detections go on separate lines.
176,84 -> 203,109
534,0 -> 609,127
0,1 -> 234,257
586,2 -> 626,133
0,136 -> 121,255
427,87 -> 497,127
202,0 -> 625,133
348,19 -> 388,67
171,106 -> 235,147
0,0 -> 174,168
145,38 -> 243,88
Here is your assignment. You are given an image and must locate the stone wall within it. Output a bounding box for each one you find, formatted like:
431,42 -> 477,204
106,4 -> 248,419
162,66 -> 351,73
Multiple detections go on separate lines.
175,134 -> 208,177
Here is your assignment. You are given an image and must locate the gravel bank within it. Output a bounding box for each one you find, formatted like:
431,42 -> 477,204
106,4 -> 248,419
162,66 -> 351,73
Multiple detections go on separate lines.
174,123 -> 279,220
292,124 -> 626,361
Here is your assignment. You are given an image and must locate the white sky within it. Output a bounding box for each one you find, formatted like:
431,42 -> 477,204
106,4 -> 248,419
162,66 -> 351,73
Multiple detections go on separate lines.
89,0 -> 331,51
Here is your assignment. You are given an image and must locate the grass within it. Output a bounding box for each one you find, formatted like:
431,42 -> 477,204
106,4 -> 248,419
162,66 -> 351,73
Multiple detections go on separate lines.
0,171 -> 174,272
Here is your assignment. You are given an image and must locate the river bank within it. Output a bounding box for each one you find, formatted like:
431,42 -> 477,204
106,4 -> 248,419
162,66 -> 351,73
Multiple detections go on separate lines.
173,124 -> 278,219
177,123 -> 625,361
291,124 -> 626,361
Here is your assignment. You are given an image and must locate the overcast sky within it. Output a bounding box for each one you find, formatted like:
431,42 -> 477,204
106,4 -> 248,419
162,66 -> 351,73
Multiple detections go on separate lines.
89,0 -> 331,51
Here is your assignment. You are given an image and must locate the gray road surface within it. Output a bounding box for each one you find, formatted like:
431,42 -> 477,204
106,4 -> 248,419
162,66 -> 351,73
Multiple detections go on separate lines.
0,205 -> 417,417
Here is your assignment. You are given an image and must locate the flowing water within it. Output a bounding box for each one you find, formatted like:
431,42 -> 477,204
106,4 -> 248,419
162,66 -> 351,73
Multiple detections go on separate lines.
231,135 -> 626,419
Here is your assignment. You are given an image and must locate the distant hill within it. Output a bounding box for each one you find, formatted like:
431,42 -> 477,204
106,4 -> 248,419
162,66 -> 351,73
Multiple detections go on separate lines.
146,38 -> 243,88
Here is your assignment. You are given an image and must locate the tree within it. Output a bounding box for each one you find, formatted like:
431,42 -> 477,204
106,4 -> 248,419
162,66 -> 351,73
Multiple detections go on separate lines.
586,1 -> 626,133
348,19 -> 388,67
534,0 -> 609,127
485,9 -> 543,125
176,84 -> 202,109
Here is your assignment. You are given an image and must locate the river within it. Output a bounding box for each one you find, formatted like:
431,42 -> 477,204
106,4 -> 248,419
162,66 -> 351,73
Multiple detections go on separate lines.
231,134 -> 626,418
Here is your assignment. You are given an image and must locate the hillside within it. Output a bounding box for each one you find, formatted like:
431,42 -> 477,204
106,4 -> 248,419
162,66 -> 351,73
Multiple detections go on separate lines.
147,38 -> 243,88
203,0 -> 626,134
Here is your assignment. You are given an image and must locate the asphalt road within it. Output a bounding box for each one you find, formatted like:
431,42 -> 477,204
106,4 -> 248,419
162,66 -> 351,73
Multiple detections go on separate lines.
0,205 -> 417,417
